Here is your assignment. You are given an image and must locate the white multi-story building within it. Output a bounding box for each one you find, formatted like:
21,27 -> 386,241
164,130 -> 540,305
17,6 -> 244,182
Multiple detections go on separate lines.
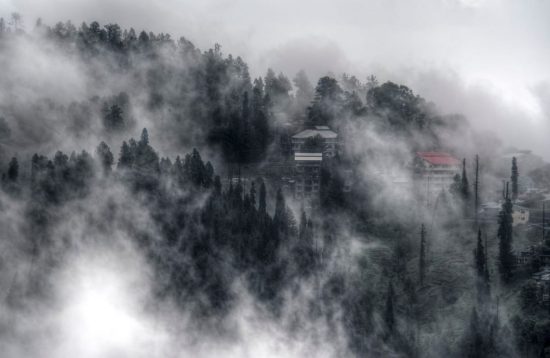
294,152 -> 322,199
414,152 -> 461,192
291,126 -> 339,158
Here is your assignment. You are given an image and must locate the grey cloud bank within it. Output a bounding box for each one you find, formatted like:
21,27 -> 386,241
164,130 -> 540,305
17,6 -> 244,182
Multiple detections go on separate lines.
2,0 -> 549,157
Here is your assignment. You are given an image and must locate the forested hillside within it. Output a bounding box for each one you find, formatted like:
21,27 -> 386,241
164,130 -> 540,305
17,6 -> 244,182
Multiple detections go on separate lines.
0,18 -> 545,358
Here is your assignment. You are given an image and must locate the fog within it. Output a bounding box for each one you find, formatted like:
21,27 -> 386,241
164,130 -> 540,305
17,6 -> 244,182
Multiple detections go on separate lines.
3,0 -> 549,156
0,1 -> 547,357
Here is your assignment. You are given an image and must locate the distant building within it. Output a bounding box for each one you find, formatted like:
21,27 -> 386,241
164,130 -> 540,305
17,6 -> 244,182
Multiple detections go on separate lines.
292,126 -> 339,158
497,150 -> 544,178
516,242 -> 550,270
478,202 -> 530,226
294,152 -> 322,199
413,152 -> 461,199
517,246 -> 536,266
513,204 -> 530,225
533,267 -> 550,304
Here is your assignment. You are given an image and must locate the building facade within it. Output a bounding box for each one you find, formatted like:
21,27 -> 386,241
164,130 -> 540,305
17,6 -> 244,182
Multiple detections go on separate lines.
294,152 -> 322,199
478,202 -> 530,226
292,126 -> 339,158
413,152 -> 461,190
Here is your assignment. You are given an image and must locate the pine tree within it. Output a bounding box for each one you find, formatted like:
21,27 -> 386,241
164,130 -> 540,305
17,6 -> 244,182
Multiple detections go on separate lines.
299,210 -> 307,240
419,224 -> 426,287
95,141 -> 114,174
249,181 -> 256,209
465,308 -> 484,358
214,175 -> 222,196
498,183 -> 514,283
6,157 -> 18,182
204,162 -> 214,188
543,202 -> 546,242
475,229 -> 485,277
307,76 -> 342,126
461,158 -> 470,201
140,128 -> 149,146
103,104 -> 124,130
173,156 -> 184,185
511,157 -> 518,201
251,78 -> 269,160
384,282 -> 395,338
474,155 -> 480,221
274,188 -> 286,228
259,181 -> 266,215
117,141 -> 133,169
189,148 -> 205,186
474,228 -> 490,301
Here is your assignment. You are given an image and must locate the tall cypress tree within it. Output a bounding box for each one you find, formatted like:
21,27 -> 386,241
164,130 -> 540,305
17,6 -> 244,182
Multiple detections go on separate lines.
543,202 -> 546,241
474,155 -> 480,221
511,157 -> 519,201
6,157 -> 18,182
274,188 -> 286,228
465,307 -> 484,358
95,141 -> 114,174
474,228 -> 490,301
384,282 -> 395,338
498,183 -> 514,283
475,229 -> 485,277
249,181 -> 256,209
419,224 -> 426,287
461,158 -> 470,201
117,141 -> 133,169
299,210 -> 307,240
214,175 -> 222,196
259,181 -> 267,215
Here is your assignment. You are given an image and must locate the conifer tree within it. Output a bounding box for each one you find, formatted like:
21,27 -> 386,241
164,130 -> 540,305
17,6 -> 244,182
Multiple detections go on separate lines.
214,175 -> 222,196
461,158 -> 470,201
474,155 -> 480,221
475,229 -> 485,278
299,210 -> 307,240
6,157 -> 18,182
543,202 -> 546,241
95,141 -> 114,174
117,141 -> 133,169
204,162 -> 214,188
259,181 -> 267,215
465,308 -> 484,358
474,228 -> 490,300
140,128 -> 149,146
249,181 -> 256,209
419,224 -> 426,287
511,157 -> 518,201
103,104 -> 124,130
189,148 -> 205,186
498,183 -> 514,283
384,282 -> 395,338
274,188 -> 285,226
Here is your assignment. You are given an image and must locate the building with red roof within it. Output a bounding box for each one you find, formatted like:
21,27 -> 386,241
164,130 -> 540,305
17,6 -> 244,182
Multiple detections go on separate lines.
416,152 -> 461,167
414,151 -> 461,197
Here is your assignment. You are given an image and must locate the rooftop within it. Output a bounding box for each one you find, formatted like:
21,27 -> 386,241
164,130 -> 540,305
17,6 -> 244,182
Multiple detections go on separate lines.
293,127 -> 338,139
416,152 -> 460,166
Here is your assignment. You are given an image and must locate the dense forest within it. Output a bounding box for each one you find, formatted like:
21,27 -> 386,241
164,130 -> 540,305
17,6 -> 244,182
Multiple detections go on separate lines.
0,17 -> 549,358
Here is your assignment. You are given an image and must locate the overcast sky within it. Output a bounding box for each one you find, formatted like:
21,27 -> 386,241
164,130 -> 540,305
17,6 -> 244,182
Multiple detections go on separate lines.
1,0 -> 549,157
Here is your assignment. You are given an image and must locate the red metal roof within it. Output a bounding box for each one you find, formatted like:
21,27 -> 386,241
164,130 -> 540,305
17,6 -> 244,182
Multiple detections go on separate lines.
416,152 -> 460,166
